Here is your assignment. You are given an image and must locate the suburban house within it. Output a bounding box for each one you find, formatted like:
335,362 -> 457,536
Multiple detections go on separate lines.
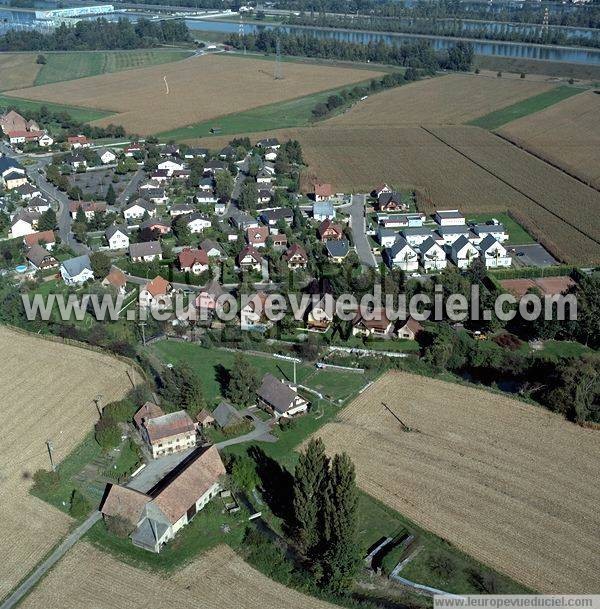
186,213 -> 211,234
212,401 -> 244,432
200,239 -> 225,259
157,158 -> 184,175
325,239 -> 350,263
479,235 -> 511,268
257,190 -> 272,206
144,188 -> 169,205
377,192 -> 407,212
307,294 -> 335,331
67,135 -> 90,149
237,245 -> 263,272
66,151 -> 87,170
0,156 -> 27,189
140,218 -> 171,235
372,183 -> 392,198
170,203 -> 195,217
24,230 -> 55,250
26,196 -> 50,214
214,199 -> 227,216
219,145 -> 236,160
318,219 -> 344,242
397,317 -> 424,341
419,237 -> 447,271
100,445 -> 226,553
15,183 -> 41,200
178,248 -> 209,275
312,182 -> 333,202
98,148 -> 117,164
313,200 -> 336,222
195,191 -> 217,205
69,201 -> 106,220
257,137 -> 280,149
260,207 -> 293,229
256,373 -> 309,419
352,308 -> 394,337
184,147 -> 208,159
240,291 -> 269,330
129,240 -> 162,262
102,267 -> 127,294
283,243 -> 308,270
7,130 -> 49,146
246,225 -> 269,248
435,225 -> 470,246
435,209 -> 465,226
264,148 -> 278,162
139,275 -> 172,308
27,244 -> 58,271
194,279 -> 226,315
471,222 -> 508,243
203,160 -> 227,175
378,213 -> 425,229
60,255 -> 94,285
123,143 -> 142,157
10,211 -> 39,238
401,227 -> 434,248
134,402 -> 196,459
123,199 -> 156,221
230,210 -> 259,231
256,169 -> 273,185
449,235 -> 479,269
105,225 -> 130,250
386,237 -> 419,271
151,169 -> 169,182
378,227 -> 399,248
271,234 -> 288,249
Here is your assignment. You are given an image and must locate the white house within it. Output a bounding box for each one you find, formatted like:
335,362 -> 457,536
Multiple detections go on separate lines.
123,199 -> 156,221
386,237 -> 419,271
38,133 -> 54,147
195,192 -> 217,205
378,227 -> 399,248
237,245 -> 262,272
130,241 -> 162,263
479,235 -> 512,268
139,275 -> 171,308
435,225 -> 470,246
60,255 -> 94,286
471,222 -> 509,244
401,227 -> 433,248
98,148 -> 117,165
10,211 -> 38,238
157,159 -> 184,176
419,237 -> 447,272
449,235 -> 479,269
186,213 -> 211,234
256,373 -> 309,419
313,200 -> 336,222
435,209 -> 465,226
106,225 -> 129,250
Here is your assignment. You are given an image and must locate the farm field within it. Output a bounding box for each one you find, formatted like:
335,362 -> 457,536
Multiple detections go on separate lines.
498,90 -> 600,189
19,542 -> 338,609
314,371 -> 600,594
5,54 -> 384,135
0,327 -> 137,601
0,53 -> 41,91
0,94 -> 112,123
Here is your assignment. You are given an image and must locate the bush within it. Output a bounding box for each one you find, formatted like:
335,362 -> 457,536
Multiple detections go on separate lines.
32,469 -> 60,494
69,489 -> 91,519
105,514 -> 134,538
430,552 -> 458,579
102,398 -> 136,423
279,417 -> 297,432
95,415 -> 121,449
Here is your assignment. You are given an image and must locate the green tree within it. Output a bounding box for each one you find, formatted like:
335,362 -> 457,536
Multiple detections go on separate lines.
37,208 -> 57,231
231,456 -> 260,492
69,489 -> 91,519
215,170 -> 234,199
172,214 -> 192,246
90,251 -> 111,278
105,183 -> 116,205
36,54 -> 47,64
226,354 -> 259,408
239,181 -> 258,212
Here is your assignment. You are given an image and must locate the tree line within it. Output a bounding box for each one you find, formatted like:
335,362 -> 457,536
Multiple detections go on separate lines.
0,17 -> 190,51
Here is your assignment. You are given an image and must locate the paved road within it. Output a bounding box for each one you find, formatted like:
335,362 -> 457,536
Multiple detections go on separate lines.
350,193 -> 377,268
117,168 -> 145,205
0,511 -> 101,609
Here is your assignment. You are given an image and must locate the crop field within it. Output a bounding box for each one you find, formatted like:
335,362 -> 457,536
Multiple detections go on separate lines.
5,54 -> 383,135
324,73 -> 554,127
498,90 -> 600,189
0,53 -> 41,91
314,371 -> 600,593
0,327 -> 136,601
19,543 -> 337,609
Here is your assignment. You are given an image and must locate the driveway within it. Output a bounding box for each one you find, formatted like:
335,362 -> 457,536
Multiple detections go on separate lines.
350,194 -> 377,268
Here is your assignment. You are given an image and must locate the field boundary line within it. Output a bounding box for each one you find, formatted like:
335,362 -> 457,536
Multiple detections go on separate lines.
420,126 -> 600,250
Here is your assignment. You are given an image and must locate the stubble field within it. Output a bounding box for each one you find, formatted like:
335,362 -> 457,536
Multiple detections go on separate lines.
498,89 -> 600,189
0,327 -> 136,601
0,53 -> 41,91
5,54 -> 383,135
19,543 -> 338,609
314,371 -> 600,594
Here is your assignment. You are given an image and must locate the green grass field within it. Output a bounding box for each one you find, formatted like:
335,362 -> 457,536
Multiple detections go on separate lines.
0,93 -> 112,123
464,212 -> 535,245
468,85 -> 583,130
32,49 -> 192,86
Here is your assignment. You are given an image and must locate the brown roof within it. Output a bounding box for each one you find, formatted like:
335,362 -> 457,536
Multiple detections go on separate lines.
401,317 -> 424,335
283,243 -> 308,262
101,485 -> 150,526
196,408 -> 215,424
0,110 -> 27,132
178,248 -> 208,269
353,308 -> 392,332
143,275 -> 171,298
152,446 -> 225,523
69,201 -> 106,214
144,410 -> 195,443
26,244 -> 56,268
133,401 -> 165,428
246,226 -> 269,245
314,182 -> 333,198
237,245 -> 263,264
68,135 -> 88,144
318,219 -> 343,239
103,267 -> 127,290
24,230 -> 55,247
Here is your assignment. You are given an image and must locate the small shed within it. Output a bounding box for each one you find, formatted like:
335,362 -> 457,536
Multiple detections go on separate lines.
212,401 -> 242,431
196,408 -> 215,429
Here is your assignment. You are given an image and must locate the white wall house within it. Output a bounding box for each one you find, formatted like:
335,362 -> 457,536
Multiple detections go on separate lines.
99,149 -> 117,164
435,209 -> 465,226
387,237 -> 419,271
106,226 -> 129,250
10,217 -> 36,238
123,200 -> 156,221
471,223 -> 509,244
435,225 -> 470,246
419,237 -> 447,272
378,227 -> 398,248
401,227 -> 433,248
157,159 -> 184,175
479,235 -> 512,268
449,236 -> 479,269
186,214 -> 211,234
60,255 -> 94,286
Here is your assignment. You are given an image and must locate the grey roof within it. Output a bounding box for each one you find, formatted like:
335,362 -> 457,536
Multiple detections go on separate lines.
436,210 -> 464,219
171,203 -> 194,212
212,401 -> 242,429
200,239 -> 224,254
126,198 -> 155,212
479,234 -> 501,251
187,147 -> 208,157
204,160 -> 227,170
260,208 -> 293,223
450,235 -> 472,254
3,171 -> 24,181
16,183 -> 38,195
187,212 -> 211,223
105,224 -> 128,239
61,254 -> 92,277
12,210 -> 39,226
129,240 -> 162,258
388,236 -> 413,258
401,227 -> 433,237
378,227 -> 398,238
472,223 -> 506,235
97,147 -> 116,157
256,373 -> 297,414
313,201 -> 335,215
326,239 -> 350,258
230,209 -> 256,228
419,236 -> 440,254
378,192 -> 403,205
257,137 -> 279,148
0,156 -> 22,174
131,515 -> 169,548
437,226 -> 469,236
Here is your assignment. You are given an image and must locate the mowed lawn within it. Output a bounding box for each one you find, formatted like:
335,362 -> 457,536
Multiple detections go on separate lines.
464,212 -> 535,245
0,93 -> 113,123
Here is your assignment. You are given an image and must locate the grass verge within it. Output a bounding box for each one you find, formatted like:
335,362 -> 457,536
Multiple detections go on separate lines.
0,93 -> 113,123
464,211 -> 535,245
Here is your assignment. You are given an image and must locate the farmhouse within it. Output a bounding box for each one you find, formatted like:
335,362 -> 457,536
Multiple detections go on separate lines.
7,130 -> 48,146
69,201 -> 106,220
479,235 -> 511,268
325,239 -> 350,263
105,225 -> 129,250
435,209 -> 465,226
0,110 -> 31,133
449,235 -> 479,269
129,241 -> 162,262
386,237 -> 418,272
178,248 -> 209,275
24,230 -> 55,250
139,275 -> 172,308
283,244 -> 308,270
123,198 -> 156,221
318,219 -> 344,242
101,446 -> 225,553
256,373 -> 309,419
196,409 -> 215,429
212,401 -> 244,431
134,402 -> 196,459
397,317 -> 424,341
60,255 -> 94,285
237,245 -> 262,271
246,226 -> 269,248
26,244 -> 58,271
313,200 -> 336,222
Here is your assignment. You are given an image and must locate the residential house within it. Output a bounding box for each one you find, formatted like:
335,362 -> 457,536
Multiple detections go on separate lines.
195,409 -> 215,429
38,133 -> 54,147
378,212 -> 425,229
386,237 -> 419,271
194,279 -> 226,315
0,156 -> 27,189
264,148 -> 278,162
105,225 -> 129,250
197,178 -> 214,192
141,218 -> 171,235
0,110 -> 29,133
100,445 -> 225,553
377,192 -> 407,212
449,235 -> 479,269
66,151 -> 87,170
283,244 -> 308,270
195,191 -> 217,205
151,170 -> 169,183
214,199 -> 227,216
60,254 -> 94,285
419,237 -> 447,272
246,225 -> 269,249
325,239 -> 350,263
212,401 -> 243,431
256,168 -> 273,185
378,227 -> 399,248
172,169 -> 191,181
144,188 -> 169,205
184,147 -> 208,159
15,183 -> 41,200
260,207 -> 293,229
26,196 -> 50,214
129,240 -> 162,262
200,239 -> 225,259
372,183 -> 392,198
157,159 -> 183,175
230,210 -> 259,231
219,145 -> 236,161
160,144 -> 179,158
123,199 -> 156,221
24,230 -> 55,250
134,403 -> 196,459
237,245 -> 262,271
70,201 -> 107,220
479,235 -> 511,268
170,203 -> 195,217
397,317 -> 424,341
435,225 -> 470,246
186,213 -> 211,234
139,275 -> 171,308
67,135 -> 90,149
435,209 -> 465,226
352,308 -> 394,337
257,137 -> 280,149
27,244 -> 58,271
313,200 -> 336,222
257,189 -> 272,205
240,291 -> 269,330
401,226 -> 433,248
10,211 -> 39,238
102,267 -> 127,294
139,179 -> 163,191
7,130 -> 47,146
123,143 -> 142,157
307,293 -> 335,331
178,248 -> 209,275
98,148 -> 117,164
271,234 -> 288,249
312,182 -> 333,202
256,373 -> 309,419
318,219 -> 344,242
203,160 -> 227,175
470,222 -> 508,243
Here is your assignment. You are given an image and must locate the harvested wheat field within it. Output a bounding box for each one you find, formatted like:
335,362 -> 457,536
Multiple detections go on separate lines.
314,371 -> 600,593
20,542 -> 337,609
0,327 -> 137,601
5,54 -> 383,135
0,53 -> 40,91
326,73 -> 553,127
499,89 -> 600,189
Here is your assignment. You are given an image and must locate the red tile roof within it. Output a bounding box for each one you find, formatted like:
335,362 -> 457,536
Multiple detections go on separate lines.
246,226 -> 269,246
313,182 -> 333,198
144,275 -> 171,298
23,230 -> 55,247
178,248 -> 208,270
101,485 -> 150,526
144,410 -> 195,443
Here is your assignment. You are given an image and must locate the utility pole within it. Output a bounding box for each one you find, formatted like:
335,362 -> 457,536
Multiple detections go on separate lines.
139,322 -> 147,347
93,394 -> 103,417
273,353 -> 301,385
46,439 -> 56,472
